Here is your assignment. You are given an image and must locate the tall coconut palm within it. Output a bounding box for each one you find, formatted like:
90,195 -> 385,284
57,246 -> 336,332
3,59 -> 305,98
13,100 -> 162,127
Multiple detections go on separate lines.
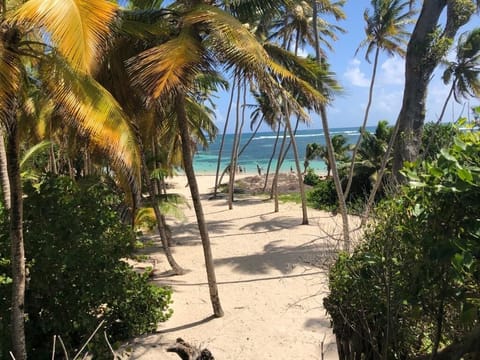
266,0 -> 345,224
344,0 -> 413,199
128,1 -> 327,317
438,28 -> 480,123
310,0 -> 350,251
1,1 -> 141,358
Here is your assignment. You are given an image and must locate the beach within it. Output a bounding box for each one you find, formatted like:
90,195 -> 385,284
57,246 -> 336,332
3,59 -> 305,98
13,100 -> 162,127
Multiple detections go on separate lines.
128,173 -> 355,359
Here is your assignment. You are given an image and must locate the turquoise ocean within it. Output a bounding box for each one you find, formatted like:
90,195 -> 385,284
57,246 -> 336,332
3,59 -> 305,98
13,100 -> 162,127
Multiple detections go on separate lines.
193,126 -> 376,174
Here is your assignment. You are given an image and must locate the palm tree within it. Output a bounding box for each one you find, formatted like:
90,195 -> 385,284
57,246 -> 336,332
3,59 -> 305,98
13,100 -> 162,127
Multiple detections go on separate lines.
264,1 -> 326,224
128,2 -> 327,317
392,0 -> 479,180
311,0 -> 350,251
344,0 -> 413,199
352,120 -> 392,191
305,134 -> 349,177
437,28 -> 480,123
1,2 -> 141,358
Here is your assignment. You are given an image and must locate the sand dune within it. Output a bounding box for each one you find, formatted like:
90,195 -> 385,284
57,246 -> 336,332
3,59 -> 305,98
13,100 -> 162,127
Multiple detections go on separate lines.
128,174 -> 351,359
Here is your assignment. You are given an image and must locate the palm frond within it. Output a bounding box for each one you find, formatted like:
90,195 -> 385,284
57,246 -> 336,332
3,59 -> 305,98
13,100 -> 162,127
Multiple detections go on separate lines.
0,34 -> 21,129
19,139 -> 51,170
118,8 -> 179,39
14,0 -> 118,74
128,28 -> 208,100
225,0 -> 293,21
40,55 -> 141,194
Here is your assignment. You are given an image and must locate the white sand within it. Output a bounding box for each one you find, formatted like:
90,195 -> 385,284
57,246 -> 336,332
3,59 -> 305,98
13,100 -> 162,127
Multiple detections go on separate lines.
128,174 -> 349,359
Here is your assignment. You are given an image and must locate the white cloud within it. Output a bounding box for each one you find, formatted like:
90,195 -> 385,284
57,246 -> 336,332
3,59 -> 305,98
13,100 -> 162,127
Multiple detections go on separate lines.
370,88 -> 403,122
344,58 -> 370,87
379,56 -> 405,85
295,47 -> 309,58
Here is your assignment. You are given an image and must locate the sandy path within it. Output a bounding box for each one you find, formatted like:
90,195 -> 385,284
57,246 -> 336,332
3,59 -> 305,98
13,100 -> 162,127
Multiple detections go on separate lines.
128,174 -> 343,359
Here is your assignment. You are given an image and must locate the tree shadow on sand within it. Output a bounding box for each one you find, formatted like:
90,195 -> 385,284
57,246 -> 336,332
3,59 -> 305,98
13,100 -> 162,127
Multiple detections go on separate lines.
214,240 -> 336,275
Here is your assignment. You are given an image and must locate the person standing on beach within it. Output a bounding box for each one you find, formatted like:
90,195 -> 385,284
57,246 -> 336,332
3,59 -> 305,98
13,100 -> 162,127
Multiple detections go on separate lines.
256,163 -> 262,176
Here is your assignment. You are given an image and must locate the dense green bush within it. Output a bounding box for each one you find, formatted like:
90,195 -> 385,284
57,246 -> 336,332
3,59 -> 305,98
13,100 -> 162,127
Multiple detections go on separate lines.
324,125 -> 480,359
307,178 -> 337,211
0,175 -> 172,358
420,122 -> 458,161
303,167 -> 321,186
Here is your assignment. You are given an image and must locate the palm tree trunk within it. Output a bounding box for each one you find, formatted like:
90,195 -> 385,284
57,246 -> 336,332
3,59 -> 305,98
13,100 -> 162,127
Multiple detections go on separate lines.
320,106 -> 350,251
362,117 -> 400,224
392,0 -> 471,181
0,129 -> 11,209
175,92 -> 223,317
344,46 -> 380,199
263,121 -> 281,192
313,0 -> 350,251
285,114 -> 308,224
132,121 -> 184,274
271,125 -> 288,213
7,119 -> 27,360
213,77 -> 236,197
227,77 -> 244,210
141,158 -> 185,275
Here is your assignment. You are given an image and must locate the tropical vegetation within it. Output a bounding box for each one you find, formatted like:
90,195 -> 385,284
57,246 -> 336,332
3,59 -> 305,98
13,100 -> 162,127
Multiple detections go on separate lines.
324,120 -> 480,359
0,0 -> 478,358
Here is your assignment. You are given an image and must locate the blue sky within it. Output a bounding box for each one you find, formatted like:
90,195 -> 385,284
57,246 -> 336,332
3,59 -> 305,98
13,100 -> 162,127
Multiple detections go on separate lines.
212,1 -> 480,133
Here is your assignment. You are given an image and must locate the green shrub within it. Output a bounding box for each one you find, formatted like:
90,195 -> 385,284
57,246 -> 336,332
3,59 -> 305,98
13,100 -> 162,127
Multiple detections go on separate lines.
303,167 -> 321,186
324,125 -> 480,359
307,178 -> 337,211
0,175 -> 172,358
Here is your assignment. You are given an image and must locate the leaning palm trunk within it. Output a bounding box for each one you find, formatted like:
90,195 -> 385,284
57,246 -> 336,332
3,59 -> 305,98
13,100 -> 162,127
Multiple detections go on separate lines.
271,124 -> 288,212
0,128 -> 10,209
227,77 -> 244,210
285,112 -> 308,225
141,158 -> 185,275
133,120 -> 184,275
362,117 -> 401,224
263,121 -> 281,192
320,106 -> 350,251
175,92 -> 223,317
344,47 -> 380,199
213,77 -> 236,197
215,117 -> 263,190
6,117 -> 27,360
313,0 -> 350,251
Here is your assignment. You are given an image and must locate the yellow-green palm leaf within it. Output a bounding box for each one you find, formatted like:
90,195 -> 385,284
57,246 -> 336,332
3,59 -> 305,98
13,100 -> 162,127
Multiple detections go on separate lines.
185,5 -> 327,109
0,39 -> 21,127
40,56 -> 141,192
14,0 -> 118,74
129,29 -> 207,99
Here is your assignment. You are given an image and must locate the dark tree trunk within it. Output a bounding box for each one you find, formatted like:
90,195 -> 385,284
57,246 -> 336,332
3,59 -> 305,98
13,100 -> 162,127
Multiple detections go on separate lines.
393,0 -> 475,180
7,119 -> 27,360
175,92 -> 223,317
